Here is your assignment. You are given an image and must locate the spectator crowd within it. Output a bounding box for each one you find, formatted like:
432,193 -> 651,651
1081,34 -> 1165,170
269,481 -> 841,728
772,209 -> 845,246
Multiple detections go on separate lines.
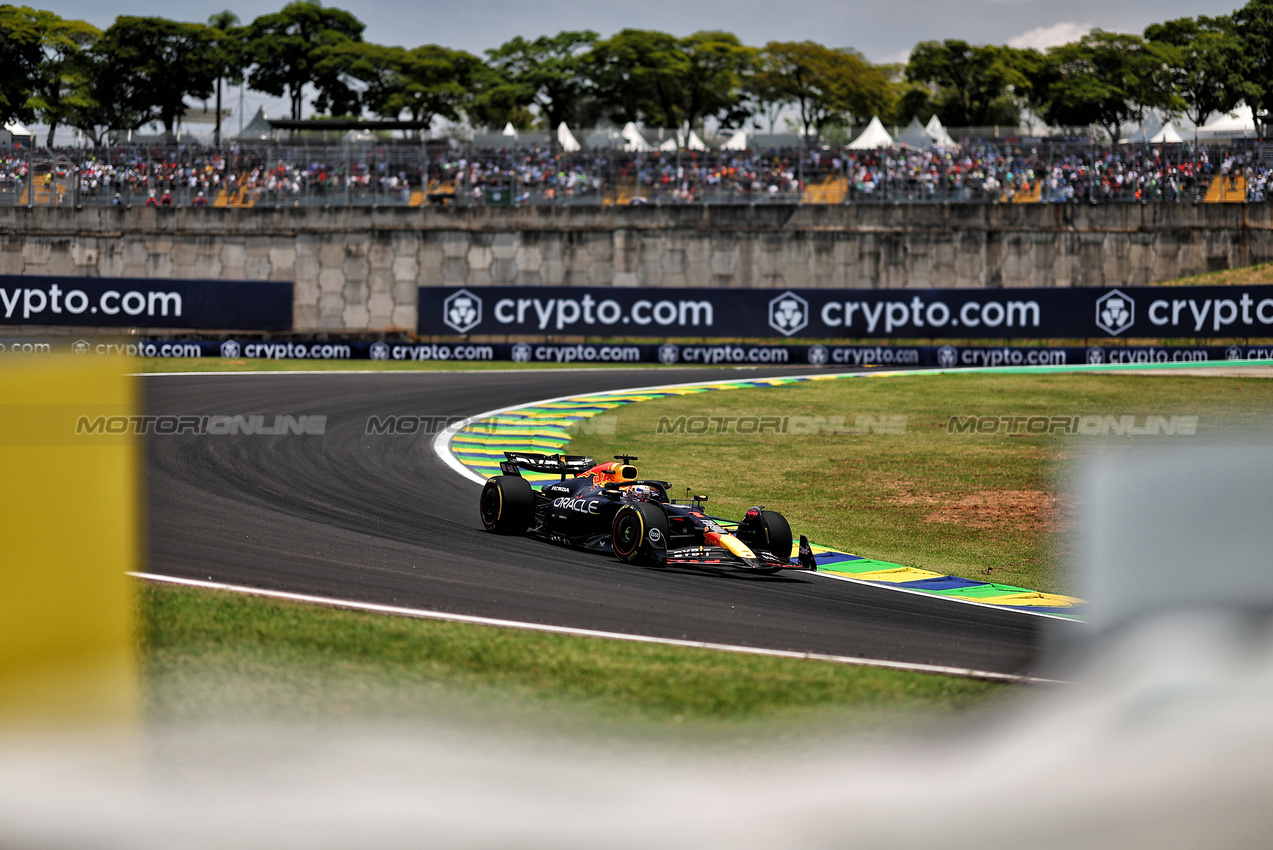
1,140 -> 1269,206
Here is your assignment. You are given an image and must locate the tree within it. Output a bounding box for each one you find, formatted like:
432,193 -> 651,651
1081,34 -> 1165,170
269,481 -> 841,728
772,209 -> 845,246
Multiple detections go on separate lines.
390,44 -> 481,128
23,11 -> 99,146
760,41 -> 891,136
0,4 -> 48,127
587,29 -> 689,127
1028,31 -> 1178,142
1145,16 -> 1250,133
678,31 -> 757,131
330,41 -> 480,134
1229,0 -> 1273,133
206,10 -> 244,146
587,29 -> 754,131
745,49 -> 792,132
244,1 -> 364,120
483,31 -> 598,130
905,40 -> 1034,126
95,16 -> 220,137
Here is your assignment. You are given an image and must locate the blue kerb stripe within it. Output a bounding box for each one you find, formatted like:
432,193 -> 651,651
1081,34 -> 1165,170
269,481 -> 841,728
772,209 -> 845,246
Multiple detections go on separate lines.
895,576 -> 986,591
1002,606 -> 1083,617
813,552 -> 864,564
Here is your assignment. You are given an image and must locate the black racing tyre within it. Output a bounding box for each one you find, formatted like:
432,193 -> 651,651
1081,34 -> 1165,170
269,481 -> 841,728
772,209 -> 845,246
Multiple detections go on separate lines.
611,502 -> 670,564
479,475 -> 535,534
753,510 -> 793,564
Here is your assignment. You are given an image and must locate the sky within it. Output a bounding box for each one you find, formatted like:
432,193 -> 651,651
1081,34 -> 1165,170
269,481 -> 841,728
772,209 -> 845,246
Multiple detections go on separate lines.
21,0 -> 1247,138
37,0 -> 1243,60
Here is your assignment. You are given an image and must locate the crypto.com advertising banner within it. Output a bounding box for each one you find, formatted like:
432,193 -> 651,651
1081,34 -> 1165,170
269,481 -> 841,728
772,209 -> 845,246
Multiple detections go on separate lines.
0,275 -> 293,330
419,284 -> 1273,340
11,337 -> 1270,368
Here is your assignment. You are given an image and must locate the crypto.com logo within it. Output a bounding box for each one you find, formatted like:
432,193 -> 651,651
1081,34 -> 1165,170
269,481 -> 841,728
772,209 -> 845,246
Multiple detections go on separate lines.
220,340 -> 241,358
768,291 -> 808,336
1095,289 -> 1135,336
369,342 -> 390,360
443,289 -> 483,334
511,343 -> 533,362
658,344 -> 680,365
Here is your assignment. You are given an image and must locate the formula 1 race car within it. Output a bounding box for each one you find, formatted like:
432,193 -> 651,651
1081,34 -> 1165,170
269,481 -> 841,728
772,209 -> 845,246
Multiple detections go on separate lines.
479,452 -> 817,574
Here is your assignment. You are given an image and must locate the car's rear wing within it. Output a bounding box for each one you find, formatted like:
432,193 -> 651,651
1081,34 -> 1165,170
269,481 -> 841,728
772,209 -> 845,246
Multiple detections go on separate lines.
500,451 -> 596,479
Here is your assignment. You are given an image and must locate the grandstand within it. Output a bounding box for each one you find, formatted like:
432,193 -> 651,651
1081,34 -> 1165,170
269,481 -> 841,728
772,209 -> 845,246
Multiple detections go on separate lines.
0,138 -> 1267,208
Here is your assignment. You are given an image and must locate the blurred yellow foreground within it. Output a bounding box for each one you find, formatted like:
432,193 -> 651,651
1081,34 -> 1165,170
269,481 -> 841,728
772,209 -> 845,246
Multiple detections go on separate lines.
0,355 -> 137,725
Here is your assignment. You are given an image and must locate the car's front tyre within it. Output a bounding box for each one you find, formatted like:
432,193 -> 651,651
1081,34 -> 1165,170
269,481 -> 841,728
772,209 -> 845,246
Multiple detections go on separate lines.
752,510 -> 793,563
738,508 -> 793,571
611,502 -> 670,564
480,475 -> 535,534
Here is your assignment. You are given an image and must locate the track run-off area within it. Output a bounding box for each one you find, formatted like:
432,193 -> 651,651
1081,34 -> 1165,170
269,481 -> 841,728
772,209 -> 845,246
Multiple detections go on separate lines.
140,364 -> 1123,682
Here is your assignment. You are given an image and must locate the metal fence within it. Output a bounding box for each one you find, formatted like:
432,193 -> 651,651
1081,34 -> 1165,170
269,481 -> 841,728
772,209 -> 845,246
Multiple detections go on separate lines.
0,138 -> 1266,208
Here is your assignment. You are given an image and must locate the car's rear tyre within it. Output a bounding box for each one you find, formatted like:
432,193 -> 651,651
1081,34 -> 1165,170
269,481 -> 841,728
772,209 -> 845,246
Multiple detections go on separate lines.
752,510 -> 793,567
480,475 -> 535,534
611,502 -> 669,565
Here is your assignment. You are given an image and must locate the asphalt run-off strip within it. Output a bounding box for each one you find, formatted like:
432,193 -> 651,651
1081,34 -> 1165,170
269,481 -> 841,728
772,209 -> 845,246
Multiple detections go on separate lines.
433,358 -> 1273,623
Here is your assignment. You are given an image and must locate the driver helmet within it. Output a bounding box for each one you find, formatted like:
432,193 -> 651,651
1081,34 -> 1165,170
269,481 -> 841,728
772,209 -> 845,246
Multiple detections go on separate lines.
625,484 -> 658,502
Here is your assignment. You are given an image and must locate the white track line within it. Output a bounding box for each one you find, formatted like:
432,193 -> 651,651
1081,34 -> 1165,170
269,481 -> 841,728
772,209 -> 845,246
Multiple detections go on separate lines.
131,572 -> 1066,685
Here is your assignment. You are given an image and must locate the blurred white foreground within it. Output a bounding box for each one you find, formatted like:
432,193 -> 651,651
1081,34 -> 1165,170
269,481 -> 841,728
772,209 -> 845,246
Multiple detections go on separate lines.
4,445 -> 1273,848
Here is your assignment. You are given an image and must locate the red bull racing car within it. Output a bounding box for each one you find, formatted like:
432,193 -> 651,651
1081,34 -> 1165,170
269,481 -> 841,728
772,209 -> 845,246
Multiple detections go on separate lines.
479,452 -> 817,574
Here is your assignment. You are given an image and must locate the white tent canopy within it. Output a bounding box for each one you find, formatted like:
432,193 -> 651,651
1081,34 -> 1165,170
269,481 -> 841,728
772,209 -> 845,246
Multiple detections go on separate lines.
4,120 -> 32,139
621,122 -> 652,152
1196,105 -> 1257,140
895,117 -> 932,148
235,106 -> 273,142
556,122 -> 581,152
721,130 -> 748,151
501,122 -> 517,136
925,115 -> 957,148
685,129 -> 708,151
657,137 -> 678,152
847,116 -> 892,150
1150,122 -> 1184,144
1120,114 -> 1165,144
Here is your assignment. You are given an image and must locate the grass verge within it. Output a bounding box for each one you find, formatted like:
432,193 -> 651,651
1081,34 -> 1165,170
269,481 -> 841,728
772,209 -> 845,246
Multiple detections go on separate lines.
1152,259 -> 1273,287
566,370 -> 1273,595
140,582 -> 1006,733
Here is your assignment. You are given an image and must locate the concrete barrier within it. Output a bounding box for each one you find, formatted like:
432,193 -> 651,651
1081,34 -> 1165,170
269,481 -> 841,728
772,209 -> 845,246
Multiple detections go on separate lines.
2,204 -> 1270,332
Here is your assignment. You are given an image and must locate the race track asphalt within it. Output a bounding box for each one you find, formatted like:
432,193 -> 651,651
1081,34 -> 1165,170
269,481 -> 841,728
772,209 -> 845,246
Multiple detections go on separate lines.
144,367 -> 1067,678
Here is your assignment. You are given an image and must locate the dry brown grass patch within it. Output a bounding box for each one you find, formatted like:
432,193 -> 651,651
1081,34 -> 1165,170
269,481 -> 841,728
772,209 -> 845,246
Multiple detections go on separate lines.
924,490 -> 1069,533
